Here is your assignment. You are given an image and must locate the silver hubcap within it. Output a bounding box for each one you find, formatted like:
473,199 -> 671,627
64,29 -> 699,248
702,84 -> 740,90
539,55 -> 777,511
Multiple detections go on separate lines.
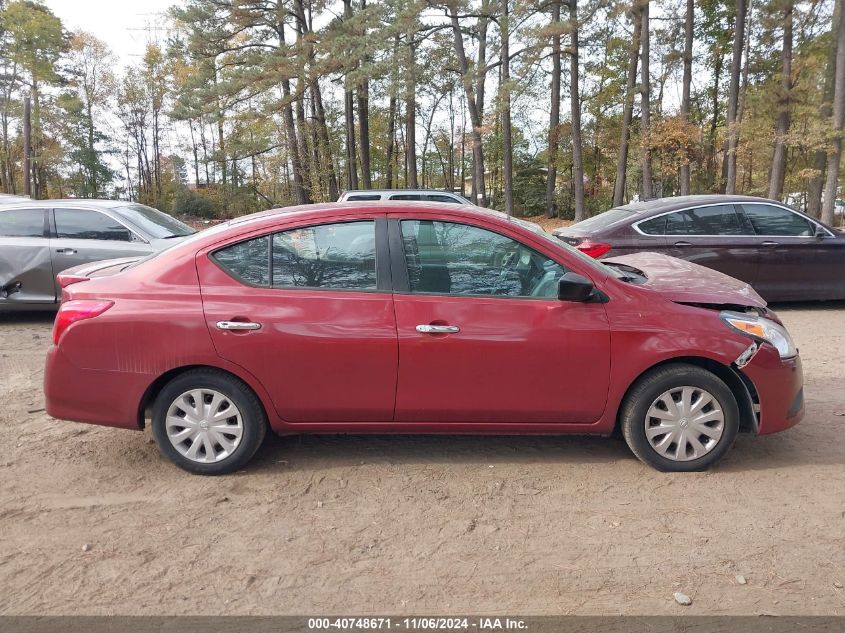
645,386 -> 725,462
165,389 -> 243,464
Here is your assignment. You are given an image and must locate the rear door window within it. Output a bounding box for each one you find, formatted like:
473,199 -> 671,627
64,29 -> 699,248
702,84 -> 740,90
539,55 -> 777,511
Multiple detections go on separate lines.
272,221 -> 377,290
389,194 -> 423,201
346,195 -> 381,201
212,221 -> 378,291
0,208 -> 45,237
664,205 -> 743,236
740,204 -> 814,236
55,209 -> 133,241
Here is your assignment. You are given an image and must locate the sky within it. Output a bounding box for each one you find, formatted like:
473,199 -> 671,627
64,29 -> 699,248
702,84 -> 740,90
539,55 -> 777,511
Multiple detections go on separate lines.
44,0 -> 176,63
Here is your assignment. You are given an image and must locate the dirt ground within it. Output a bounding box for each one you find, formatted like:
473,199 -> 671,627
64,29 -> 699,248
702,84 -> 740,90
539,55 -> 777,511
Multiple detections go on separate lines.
0,304 -> 843,616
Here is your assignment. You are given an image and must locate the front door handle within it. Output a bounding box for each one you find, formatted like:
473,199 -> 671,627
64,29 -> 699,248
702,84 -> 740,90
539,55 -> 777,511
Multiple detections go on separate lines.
761,241 -> 779,247
55,248 -> 77,255
673,241 -> 692,247
416,324 -> 460,334
216,321 -> 262,331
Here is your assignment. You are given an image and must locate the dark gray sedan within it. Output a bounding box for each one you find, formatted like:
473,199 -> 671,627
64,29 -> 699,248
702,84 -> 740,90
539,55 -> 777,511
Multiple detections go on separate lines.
0,199 -> 194,309
553,194 -> 845,302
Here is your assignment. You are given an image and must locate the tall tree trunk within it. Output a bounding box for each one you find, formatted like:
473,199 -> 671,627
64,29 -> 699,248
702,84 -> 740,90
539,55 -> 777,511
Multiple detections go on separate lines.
405,39 -> 418,188
343,0 -> 358,191
213,67 -> 227,188
736,0 -> 753,192
357,1 -> 371,189
189,120 -> 200,186
809,0 -> 841,217
640,1 -> 653,199
358,82 -> 371,188
822,0 -> 845,225
769,1 -> 793,201
708,53 -> 723,190
386,95 -> 397,188
545,0 -> 561,218
277,24 -> 309,205
344,88 -> 358,190
679,0 -> 694,195
500,0 -> 514,215
569,0 -> 586,220
450,5 -> 487,206
724,0 -> 747,195
311,80 -> 339,201
612,2 -> 642,206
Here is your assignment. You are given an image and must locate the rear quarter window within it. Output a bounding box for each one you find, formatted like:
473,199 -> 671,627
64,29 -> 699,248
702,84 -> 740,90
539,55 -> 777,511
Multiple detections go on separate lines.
212,235 -> 271,286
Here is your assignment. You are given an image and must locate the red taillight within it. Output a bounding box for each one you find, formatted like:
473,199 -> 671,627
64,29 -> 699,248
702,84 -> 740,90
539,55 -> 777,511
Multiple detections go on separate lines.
57,273 -> 89,288
52,300 -> 114,345
577,240 -> 612,258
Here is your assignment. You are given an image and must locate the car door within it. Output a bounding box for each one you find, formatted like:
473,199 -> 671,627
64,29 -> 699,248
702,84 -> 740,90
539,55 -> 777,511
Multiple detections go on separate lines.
197,216 -> 398,423
738,202 -> 842,301
50,208 -> 152,285
390,216 -> 611,424
660,204 -> 760,285
0,206 -> 56,305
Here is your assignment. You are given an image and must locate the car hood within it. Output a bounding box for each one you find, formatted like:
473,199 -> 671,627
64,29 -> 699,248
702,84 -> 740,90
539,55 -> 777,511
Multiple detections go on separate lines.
603,252 -> 767,309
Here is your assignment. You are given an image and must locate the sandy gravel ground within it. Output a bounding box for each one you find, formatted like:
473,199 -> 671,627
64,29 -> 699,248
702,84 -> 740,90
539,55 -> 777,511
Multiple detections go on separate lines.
0,304 -> 843,616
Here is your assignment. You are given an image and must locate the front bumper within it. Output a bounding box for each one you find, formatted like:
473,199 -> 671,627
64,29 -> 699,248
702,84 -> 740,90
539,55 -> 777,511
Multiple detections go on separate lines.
740,345 -> 804,435
44,346 -> 148,430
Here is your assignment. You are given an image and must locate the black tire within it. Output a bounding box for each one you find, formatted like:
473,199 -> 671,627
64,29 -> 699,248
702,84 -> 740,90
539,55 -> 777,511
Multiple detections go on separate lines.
152,369 -> 267,475
620,363 -> 739,472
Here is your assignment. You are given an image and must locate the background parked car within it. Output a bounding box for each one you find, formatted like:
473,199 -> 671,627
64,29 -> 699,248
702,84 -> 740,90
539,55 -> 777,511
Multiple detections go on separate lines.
552,194 -> 845,302
339,189 -> 472,204
0,200 -> 194,309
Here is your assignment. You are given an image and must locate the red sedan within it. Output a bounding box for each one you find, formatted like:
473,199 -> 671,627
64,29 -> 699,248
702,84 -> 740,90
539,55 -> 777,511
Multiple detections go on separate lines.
44,203 -> 804,474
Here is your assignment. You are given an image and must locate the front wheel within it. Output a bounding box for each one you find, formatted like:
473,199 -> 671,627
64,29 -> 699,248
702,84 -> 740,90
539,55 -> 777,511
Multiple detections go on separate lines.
620,364 -> 739,472
152,369 -> 267,475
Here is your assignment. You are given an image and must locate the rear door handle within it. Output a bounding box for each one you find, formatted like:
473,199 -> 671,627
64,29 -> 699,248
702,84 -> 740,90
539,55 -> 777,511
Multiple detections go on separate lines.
55,248 -> 77,255
673,241 -> 692,247
416,324 -> 460,334
216,321 -> 262,331
761,241 -> 779,247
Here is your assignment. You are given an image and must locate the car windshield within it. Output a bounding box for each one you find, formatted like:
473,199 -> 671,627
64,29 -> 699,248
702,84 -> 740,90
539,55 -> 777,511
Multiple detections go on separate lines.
112,203 -> 195,239
569,207 -> 636,230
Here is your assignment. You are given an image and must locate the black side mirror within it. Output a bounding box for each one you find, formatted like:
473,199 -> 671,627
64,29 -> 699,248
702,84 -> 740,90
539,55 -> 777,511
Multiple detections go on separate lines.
814,224 -> 828,239
558,272 -> 595,302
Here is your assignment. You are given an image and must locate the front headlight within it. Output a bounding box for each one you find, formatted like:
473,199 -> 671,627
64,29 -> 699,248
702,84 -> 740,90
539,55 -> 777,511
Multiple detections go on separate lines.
720,310 -> 797,359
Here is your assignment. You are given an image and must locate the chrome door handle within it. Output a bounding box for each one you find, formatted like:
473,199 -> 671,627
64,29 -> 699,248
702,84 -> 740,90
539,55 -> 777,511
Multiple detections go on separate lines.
673,241 -> 692,247
55,248 -> 77,255
761,241 -> 779,247
416,324 -> 460,334
216,321 -> 262,331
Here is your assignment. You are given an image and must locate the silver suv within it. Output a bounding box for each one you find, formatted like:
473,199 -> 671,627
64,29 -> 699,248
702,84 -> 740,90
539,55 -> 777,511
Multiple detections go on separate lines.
338,190 -> 472,205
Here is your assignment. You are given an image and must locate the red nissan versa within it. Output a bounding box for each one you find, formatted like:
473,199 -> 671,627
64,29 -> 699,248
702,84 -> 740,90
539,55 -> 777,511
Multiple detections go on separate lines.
44,203 -> 804,475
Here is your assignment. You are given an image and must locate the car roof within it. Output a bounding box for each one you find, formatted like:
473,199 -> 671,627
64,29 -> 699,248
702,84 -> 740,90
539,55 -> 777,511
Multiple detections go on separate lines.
225,201 -> 526,232
618,194 -> 787,215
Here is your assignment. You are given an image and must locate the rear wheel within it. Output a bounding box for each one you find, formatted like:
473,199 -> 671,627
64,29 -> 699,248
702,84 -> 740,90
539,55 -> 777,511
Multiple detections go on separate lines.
152,369 -> 267,475
620,364 -> 739,472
